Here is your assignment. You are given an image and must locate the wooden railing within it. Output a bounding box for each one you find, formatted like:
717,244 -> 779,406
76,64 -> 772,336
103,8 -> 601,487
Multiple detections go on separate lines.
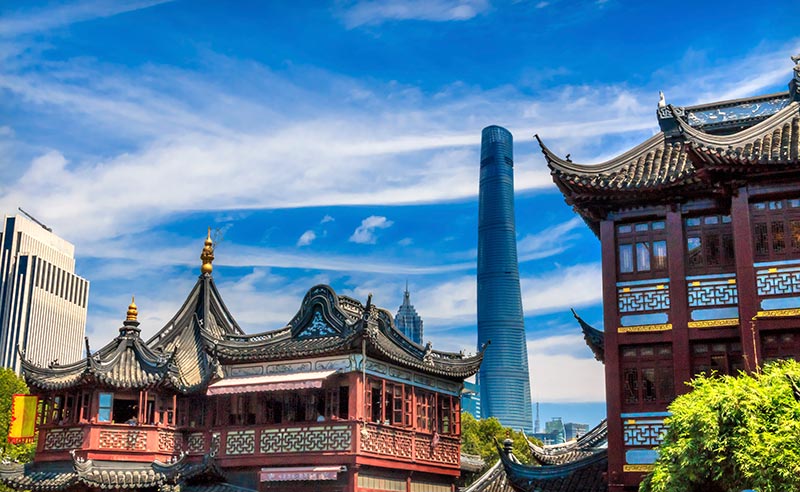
36,421 -> 460,468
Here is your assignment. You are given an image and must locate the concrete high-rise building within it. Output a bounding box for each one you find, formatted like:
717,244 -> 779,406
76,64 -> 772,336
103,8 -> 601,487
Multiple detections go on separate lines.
0,214 -> 88,372
394,283 -> 423,344
476,125 -> 533,433
565,422 -> 590,441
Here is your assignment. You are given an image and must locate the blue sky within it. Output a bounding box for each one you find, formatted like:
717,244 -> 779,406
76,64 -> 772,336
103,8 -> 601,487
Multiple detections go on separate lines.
1,0 -> 799,428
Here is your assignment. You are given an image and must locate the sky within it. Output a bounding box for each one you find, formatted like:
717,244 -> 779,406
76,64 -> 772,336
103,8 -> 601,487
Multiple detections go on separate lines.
1,0 -> 799,429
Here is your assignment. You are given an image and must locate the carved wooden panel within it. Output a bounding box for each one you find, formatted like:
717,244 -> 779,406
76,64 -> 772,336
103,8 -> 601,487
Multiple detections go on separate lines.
360,424 -> 413,459
43,427 -> 84,450
98,429 -> 147,450
260,425 -> 351,453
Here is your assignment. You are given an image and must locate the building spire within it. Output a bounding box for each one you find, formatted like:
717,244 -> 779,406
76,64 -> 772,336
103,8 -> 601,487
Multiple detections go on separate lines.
395,283 -> 423,344
121,295 -> 141,335
126,296 -> 138,322
201,227 -> 215,275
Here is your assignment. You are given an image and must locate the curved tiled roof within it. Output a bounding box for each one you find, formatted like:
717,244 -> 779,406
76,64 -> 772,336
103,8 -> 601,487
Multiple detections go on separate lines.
538,86 -> 800,229
23,274 -> 242,394
464,439 -> 608,492
0,452 -> 226,492
146,275 -> 242,392
463,461 -> 513,492
538,133 -> 697,198
526,420 -> 608,466
679,102 -> 800,167
213,285 -> 483,379
22,321 -> 179,392
571,310 -> 604,364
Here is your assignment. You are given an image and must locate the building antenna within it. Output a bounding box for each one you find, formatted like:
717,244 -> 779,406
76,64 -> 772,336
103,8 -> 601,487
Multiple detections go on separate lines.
18,208 -> 52,232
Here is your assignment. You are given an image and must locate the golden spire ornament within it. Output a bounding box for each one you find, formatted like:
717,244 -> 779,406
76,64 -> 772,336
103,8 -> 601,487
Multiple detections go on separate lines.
126,296 -> 138,322
201,227 -> 215,274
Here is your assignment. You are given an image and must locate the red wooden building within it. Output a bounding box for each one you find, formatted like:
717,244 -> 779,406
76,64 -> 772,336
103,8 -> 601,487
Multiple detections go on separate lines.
0,233 -> 483,492
535,57 -> 800,491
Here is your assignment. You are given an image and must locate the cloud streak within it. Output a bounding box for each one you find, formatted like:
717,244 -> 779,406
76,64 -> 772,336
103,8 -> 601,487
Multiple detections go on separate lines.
0,0 -> 175,38
338,0 -> 490,28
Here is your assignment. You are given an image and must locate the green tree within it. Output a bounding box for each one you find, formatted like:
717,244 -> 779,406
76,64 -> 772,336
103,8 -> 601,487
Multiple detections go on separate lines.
0,368 -> 35,462
460,412 -> 533,467
640,360 -> 800,492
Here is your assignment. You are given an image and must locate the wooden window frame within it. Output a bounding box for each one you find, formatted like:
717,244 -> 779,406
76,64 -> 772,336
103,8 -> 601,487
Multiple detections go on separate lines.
751,197 -> 800,261
616,220 -> 668,279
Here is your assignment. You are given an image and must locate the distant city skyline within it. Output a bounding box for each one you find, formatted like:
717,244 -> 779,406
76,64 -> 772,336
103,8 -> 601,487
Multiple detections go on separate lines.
2,0 -> 799,427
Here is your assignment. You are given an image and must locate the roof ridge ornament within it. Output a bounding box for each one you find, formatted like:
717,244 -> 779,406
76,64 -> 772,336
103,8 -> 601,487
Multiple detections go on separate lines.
121,295 -> 141,334
658,90 -> 666,108
201,228 -> 215,275
791,53 -> 800,101
126,296 -> 138,322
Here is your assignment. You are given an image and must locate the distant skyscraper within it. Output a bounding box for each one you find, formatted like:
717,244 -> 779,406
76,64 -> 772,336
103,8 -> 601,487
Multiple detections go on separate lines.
477,125 -> 533,433
461,381 -> 481,420
0,214 -> 88,372
564,422 -> 590,441
394,283 -> 423,344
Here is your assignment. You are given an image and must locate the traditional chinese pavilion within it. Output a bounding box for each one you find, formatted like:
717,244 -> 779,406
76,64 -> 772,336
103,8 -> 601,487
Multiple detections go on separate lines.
532,56 -> 800,491
0,232 -> 483,492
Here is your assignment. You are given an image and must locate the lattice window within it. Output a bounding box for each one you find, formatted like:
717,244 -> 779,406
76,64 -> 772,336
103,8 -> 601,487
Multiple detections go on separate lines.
752,198 -> 800,261
685,214 -> 735,274
620,344 -> 674,411
617,220 -> 667,279
762,331 -> 800,363
691,340 -> 743,377
416,389 -> 435,432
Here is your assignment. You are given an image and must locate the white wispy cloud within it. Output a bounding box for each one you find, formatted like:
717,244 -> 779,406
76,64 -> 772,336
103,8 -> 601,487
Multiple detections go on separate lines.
296,230 -> 316,247
381,262 -> 603,330
321,215 -> 335,224
0,0 -> 175,38
528,334 -> 605,403
339,0 -> 490,28
518,217 -> 584,262
349,215 -> 394,244
7,45 -> 794,247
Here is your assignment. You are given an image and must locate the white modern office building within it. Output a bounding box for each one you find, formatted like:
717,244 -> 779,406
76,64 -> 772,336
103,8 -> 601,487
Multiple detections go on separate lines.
0,214 -> 88,372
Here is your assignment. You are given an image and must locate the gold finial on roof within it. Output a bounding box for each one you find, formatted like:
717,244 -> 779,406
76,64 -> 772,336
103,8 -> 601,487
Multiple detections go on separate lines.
201,227 -> 215,274
126,296 -> 138,322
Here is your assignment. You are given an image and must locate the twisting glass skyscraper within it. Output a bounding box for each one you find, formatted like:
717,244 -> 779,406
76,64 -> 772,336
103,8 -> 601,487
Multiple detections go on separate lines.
477,125 -> 533,432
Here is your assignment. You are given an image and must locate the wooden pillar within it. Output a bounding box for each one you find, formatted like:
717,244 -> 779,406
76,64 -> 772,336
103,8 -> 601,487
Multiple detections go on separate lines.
731,187 -> 760,370
666,209 -> 691,391
600,219 -> 624,491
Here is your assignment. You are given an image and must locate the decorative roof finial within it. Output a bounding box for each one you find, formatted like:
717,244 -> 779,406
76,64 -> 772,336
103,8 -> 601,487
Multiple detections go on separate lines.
126,296 -> 138,322
658,90 -> 666,108
201,227 -> 215,275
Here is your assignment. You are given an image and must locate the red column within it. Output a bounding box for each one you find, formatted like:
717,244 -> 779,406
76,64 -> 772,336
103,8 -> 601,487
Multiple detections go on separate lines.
600,219 -> 624,491
731,188 -> 760,370
666,209 -> 691,391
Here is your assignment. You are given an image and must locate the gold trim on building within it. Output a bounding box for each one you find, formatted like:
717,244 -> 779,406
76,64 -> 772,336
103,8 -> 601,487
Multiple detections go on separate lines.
687,318 -> 739,329
618,323 -> 672,333
756,308 -> 800,318
624,464 -> 655,473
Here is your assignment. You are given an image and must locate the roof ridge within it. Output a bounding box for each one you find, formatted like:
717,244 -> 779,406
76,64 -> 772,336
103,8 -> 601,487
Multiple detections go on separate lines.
677,101 -> 800,148
537,132 -> 666,175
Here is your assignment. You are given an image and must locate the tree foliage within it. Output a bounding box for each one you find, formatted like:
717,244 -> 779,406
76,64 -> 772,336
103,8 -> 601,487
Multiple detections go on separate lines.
0,368 -> 35,462
460,412 -> 533,467
640,360 -> 800,492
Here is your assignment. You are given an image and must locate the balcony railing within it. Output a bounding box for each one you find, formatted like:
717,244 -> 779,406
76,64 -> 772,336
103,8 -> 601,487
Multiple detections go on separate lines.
36,421 -> 460,468
38,424 -> 182,459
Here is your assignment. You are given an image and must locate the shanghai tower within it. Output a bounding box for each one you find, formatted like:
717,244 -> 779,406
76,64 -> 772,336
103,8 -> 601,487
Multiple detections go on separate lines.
477,125 -> 533,432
